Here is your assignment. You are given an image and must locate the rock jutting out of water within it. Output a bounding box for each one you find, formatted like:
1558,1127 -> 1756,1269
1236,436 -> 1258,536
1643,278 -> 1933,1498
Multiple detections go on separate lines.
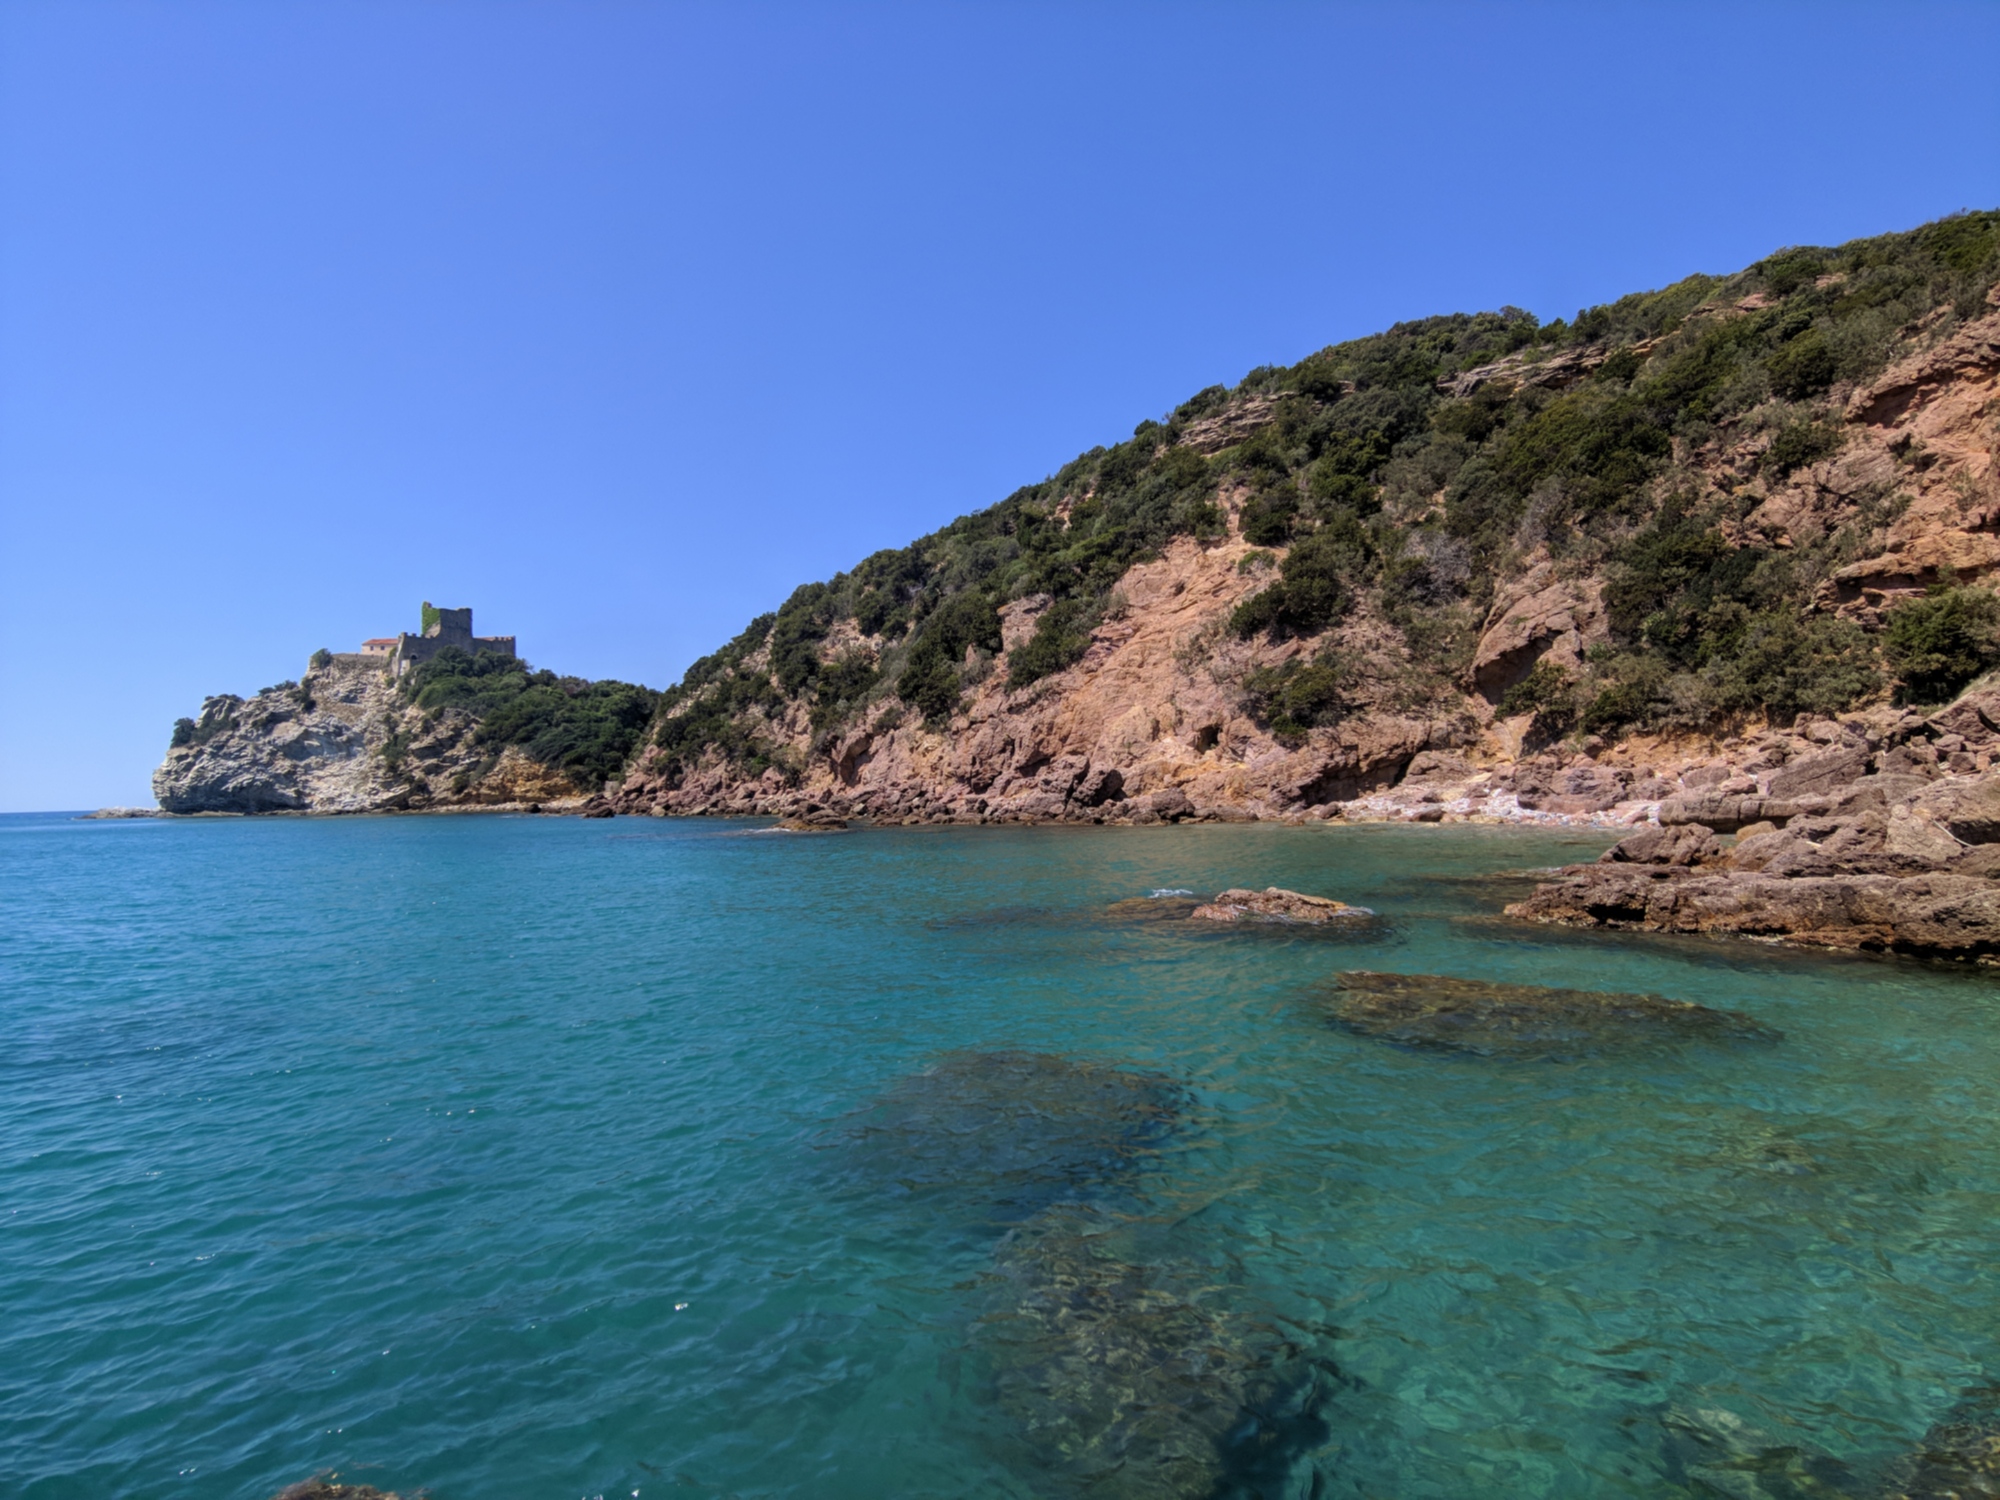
1324,970 -> 1782,1058
268,1481 -> 410,1500
843,1051 -> 1188,1221
969,1202 -> 1334,1500
1189,887 -> 1372,925
1104,887 -> 1393,942
774,805 -> 849,832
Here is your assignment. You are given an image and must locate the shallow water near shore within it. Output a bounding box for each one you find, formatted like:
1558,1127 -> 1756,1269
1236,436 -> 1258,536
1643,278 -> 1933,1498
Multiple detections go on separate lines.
4,811 -> 2000,1498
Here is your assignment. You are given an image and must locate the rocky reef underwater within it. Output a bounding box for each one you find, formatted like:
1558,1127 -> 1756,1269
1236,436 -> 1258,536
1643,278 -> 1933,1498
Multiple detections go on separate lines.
1323,969 -> 1783,1061
837,1049 -> 1339,1500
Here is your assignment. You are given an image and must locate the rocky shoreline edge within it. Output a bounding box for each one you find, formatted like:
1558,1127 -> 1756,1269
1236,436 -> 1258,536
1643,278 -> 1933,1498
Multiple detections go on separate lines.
105,682 -> 2000,964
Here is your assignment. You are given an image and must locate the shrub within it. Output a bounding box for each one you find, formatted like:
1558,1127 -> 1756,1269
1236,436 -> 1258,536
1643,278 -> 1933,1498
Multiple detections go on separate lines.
1238,489 -> 1298,546
401,647 -> 661,790
1240,651 -> 1350,740
1766,330 -> 1837,399
815,650 -> 878,706
1762,420 -> 1844,478
1711,610 -> 1880,721
1495,390 -> 1670,513
896,591 -> 1002,725
1580,681 -> 1649,736
1186,500 -> 1226,537
1230,513 -> 1372,639
1603,517 -> 1773,667
1007,599 -> 1094,688
1883,585 -> 2000,703
1759,248 -> 1825,297
309,648 -> 333,670
1499,660 -> 1573,720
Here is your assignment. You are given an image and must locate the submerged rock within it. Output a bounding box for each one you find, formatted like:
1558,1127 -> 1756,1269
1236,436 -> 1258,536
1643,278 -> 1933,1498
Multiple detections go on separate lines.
1658,1404 -> 1860,1499
1324,970 -> 1780,1057
844,1051 -> 1187,1219
268,1482 -> 409,1500
972,1203 -> 1331,1500
1190,887 -> 1372,924
1101,893 -> 1203,924
1880,1388 -> 2000,1498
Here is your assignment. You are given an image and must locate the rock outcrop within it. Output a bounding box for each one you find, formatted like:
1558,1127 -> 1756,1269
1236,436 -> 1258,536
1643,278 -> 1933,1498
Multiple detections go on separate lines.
1188,887 -> 1371,924
1508,686 -> 2000,961
153,654 -> 588,814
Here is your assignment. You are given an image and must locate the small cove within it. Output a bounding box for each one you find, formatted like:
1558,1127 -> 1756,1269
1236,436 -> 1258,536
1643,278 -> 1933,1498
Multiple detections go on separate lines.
3,812 -> 1998,1498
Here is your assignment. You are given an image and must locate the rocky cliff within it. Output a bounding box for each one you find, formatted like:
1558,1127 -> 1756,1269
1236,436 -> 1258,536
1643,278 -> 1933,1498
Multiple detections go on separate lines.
608,213 -> 2000,830
153,654 -> 594,814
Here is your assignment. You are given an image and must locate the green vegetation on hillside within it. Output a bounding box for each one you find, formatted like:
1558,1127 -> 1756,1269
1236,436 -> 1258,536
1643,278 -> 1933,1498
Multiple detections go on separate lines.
647,211 -> 2000,783
400,648 -> 660,790
1883,583 -> 2000,704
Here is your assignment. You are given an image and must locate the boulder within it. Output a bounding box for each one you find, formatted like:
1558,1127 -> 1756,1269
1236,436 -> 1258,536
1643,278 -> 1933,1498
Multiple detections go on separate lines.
777,809 -> 849,831
1875,1388 -> 2000,1500
1928,684 -> 2000,748
1659,795 -> 1806,833
1599,823 -> 1721,867
1189,887 -> 1371,924
1138,787 -> 1194,822
1766,746 -> 1870,798
1912,774 -> 2000,843
1073,766 -> 1126,807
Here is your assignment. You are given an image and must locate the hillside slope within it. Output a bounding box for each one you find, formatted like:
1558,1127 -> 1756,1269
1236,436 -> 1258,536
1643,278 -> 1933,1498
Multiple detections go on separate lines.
608,211 -> 2000,825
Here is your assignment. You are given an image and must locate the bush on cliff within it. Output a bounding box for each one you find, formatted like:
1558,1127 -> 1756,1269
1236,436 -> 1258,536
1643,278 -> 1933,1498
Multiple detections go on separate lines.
1231,511 -> 1374,639
1884,584 -> 2000,704
897,591 -> 1003,725
1006,598 -> 1095,689
401,647 -> 660,790
1240,650 -> 1351,741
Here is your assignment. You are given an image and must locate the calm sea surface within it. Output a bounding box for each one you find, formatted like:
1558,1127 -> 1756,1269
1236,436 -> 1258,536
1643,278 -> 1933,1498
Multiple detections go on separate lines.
4,811 -> 1998,1499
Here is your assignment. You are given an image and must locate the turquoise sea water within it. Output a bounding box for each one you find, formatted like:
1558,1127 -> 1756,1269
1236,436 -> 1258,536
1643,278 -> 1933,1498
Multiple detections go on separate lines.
4,811 -> 1999,1499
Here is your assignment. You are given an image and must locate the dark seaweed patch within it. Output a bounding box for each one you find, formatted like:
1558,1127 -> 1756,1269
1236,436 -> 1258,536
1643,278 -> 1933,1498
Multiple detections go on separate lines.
841,1050 -> 1189,1223
969,1202 -> 1338,1500
1325,970 -> 1782,1059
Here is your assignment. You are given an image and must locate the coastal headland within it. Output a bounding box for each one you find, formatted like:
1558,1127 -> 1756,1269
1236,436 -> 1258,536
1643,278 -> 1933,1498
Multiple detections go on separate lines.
149,213 -> 2000,962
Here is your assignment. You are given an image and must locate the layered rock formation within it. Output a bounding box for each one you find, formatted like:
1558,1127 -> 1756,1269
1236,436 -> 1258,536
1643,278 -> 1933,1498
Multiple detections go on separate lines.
153,655 -> 587,814
1508,685 -> 2000,961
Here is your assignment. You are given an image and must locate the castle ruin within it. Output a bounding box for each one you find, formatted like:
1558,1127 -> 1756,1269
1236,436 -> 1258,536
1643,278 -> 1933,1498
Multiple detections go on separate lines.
359,603 -> 518,677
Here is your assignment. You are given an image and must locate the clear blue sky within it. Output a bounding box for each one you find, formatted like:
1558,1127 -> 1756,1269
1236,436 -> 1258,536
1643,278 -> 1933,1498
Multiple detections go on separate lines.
3,2 -> 1997,811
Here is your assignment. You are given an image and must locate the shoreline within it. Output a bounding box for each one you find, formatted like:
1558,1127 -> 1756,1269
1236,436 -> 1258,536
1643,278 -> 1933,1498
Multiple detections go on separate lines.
83,798 -> 1657,830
